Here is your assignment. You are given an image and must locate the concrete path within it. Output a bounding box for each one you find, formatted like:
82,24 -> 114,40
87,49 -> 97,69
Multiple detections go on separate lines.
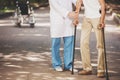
0,7 -> 120,80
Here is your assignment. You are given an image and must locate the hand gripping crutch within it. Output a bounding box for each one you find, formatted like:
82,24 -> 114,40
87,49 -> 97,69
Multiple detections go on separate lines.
102,28 -> 109,80
71,26 -> 77,74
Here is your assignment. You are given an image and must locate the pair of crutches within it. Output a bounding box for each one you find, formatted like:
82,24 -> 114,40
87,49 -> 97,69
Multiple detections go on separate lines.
71,26 -> 109,80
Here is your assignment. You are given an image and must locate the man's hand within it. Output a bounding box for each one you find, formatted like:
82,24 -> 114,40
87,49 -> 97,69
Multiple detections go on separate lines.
73,18 -> 79,26
98,22 -> 105,29
68,12 -> 78,19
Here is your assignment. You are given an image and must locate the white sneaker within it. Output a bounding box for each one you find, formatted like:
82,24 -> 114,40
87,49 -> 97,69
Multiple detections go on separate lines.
69,68 -> 78,72
55,67 -> 63,72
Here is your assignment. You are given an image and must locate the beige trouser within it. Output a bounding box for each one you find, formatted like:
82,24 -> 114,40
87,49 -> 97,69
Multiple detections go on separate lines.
80,17 -> 105,72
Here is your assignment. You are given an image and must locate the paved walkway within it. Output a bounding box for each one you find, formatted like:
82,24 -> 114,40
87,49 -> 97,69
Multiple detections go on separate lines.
0,7 -> 120,80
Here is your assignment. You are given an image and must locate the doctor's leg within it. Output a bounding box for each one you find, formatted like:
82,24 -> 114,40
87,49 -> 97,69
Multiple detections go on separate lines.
51,38 -> 62,69
63,36 -> 74,69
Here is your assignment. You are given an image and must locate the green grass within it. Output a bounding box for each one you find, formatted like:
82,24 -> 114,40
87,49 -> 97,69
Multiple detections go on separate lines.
0,7 -> 14,13
117,14 -> 120,18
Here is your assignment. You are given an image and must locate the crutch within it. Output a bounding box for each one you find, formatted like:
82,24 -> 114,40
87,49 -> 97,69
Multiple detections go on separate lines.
102,28 -> 109,80
71,25 -> 77,74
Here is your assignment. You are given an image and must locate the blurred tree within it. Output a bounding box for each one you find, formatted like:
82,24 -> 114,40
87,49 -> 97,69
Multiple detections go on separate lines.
0,0 -> 48,9
106,0 -> 120,4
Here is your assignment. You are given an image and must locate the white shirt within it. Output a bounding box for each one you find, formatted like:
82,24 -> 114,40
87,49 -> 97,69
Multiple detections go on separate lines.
49,0 -> 76,38
83,0 -> 101,18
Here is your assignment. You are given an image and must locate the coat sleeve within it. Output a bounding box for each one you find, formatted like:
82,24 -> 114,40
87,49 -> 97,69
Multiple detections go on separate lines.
49,0 -> 69,18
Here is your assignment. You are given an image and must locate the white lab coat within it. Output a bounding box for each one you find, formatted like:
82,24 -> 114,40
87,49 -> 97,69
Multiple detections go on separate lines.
49,0 -> 76,38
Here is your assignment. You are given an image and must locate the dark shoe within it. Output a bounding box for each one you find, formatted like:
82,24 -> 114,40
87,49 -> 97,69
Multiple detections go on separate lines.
97,72 -> 105,78
78,70 -> 92,75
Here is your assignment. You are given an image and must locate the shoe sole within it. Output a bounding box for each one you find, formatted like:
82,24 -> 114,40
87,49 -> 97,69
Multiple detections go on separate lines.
78,72 -> 92,75
97,75 -> 105,78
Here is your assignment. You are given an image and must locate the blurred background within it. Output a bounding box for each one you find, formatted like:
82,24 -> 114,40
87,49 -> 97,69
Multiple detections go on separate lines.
0,0 -> 120,80
0,0 -> 119,24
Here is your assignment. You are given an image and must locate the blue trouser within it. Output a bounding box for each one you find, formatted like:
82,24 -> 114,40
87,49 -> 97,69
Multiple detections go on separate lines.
51,36 -> 74,70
